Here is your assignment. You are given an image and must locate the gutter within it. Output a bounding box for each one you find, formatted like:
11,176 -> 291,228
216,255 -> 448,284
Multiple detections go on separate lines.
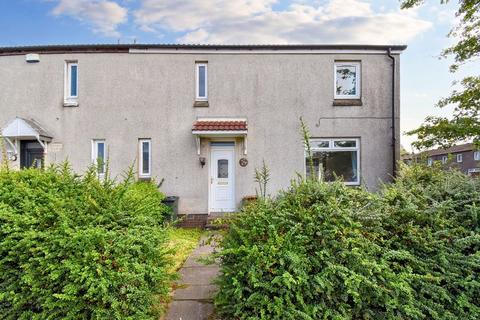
0,44 -> 408,56
387,48 -> 397,177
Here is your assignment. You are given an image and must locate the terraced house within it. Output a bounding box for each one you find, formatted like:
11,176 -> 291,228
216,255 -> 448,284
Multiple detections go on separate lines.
404,143 -> 480,177
0,44 -> 405,222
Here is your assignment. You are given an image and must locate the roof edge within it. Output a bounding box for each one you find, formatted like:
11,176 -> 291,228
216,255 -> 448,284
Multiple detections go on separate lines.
0,43 -> 408,56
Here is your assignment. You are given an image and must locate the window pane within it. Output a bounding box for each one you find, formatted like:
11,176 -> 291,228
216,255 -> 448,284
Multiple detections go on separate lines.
97,142 -> 105,173
334,140 -> 356,148
312,140 -> 330,148
336,65 -> 357,96
307,151 -> 358,183
198,65 -> 206,97
142,141 -> 150,174
70,65 -> 78,97
218,159 -> 228,178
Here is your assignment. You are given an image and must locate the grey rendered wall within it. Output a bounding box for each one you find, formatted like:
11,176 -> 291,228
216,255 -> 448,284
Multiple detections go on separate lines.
0,51 -> 401,213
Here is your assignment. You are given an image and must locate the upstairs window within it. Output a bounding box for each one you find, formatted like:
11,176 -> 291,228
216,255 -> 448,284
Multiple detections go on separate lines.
334,62 -> 361,99
92,139 -> 106,177
196,62 -> 208,101
456,154 -> 463,163
65,61 -> 78,106
306,138 -> 360,185
139,139 -> 151,178
474,151 -> 480,161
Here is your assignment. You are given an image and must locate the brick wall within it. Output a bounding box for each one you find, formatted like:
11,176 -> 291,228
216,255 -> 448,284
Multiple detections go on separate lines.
176,214 -> 208,228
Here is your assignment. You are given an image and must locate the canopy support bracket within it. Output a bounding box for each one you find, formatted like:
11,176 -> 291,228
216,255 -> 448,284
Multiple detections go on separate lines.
195,136 -> 201,155
4,137 -> 17,155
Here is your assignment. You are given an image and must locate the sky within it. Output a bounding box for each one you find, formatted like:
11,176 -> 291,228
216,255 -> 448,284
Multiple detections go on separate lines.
0,0 -> 476,152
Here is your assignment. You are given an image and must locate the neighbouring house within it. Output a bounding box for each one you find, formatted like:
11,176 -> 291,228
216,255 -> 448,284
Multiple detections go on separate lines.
0,44 -> 405,225
403,143 -> 480,177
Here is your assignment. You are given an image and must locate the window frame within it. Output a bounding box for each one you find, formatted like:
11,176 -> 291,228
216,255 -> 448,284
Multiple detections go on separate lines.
64,61 -> 78,105
441,155 -> 448,164
306,138 -> 361,186
456,153 -> 463,163
334,61 -> 361,100
91,139 -> 106,177
427,158 -> 433,166
195,62 -> 208,101
138,138 -> 152,178
474,151 -> 480,161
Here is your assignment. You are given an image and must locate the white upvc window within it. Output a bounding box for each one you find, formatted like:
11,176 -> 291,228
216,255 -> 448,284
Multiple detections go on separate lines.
306,138 -> 360,185
92,139 -> 106,177
474,151 -> 480,161
442,155 -> 448,164
456,153 -> 463,163
64,61 -> 78,106
139,139 -> 152,178
468,168 -> 480,176
195,62 -> 208,101
334,61 -> 361,99
427,158 -> 433,166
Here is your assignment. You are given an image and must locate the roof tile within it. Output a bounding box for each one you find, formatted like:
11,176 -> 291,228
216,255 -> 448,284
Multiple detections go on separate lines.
192,120 -> 248,131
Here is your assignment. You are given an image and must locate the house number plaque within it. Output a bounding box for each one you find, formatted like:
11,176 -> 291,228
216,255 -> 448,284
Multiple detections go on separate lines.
239,158 -> 248,167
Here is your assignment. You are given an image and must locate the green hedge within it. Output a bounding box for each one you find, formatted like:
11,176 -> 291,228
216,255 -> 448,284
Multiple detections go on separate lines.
215,164 -> 480,319
0,165 -> 172,319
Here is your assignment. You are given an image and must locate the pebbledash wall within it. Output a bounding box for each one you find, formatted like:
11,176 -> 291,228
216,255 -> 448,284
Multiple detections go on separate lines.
0,44 -> 404,215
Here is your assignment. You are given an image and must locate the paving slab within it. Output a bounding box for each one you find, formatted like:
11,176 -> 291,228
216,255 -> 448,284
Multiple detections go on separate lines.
178,266 -> 220,286
191,244 -> 217,255
173,284 -> 218,301
183,254 -> 211,268
164,301 -> 214,320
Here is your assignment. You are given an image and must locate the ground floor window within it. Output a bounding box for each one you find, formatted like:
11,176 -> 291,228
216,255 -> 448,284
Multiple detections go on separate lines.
468,168 -> 480,177
92,139 -> 106,177
139,138 -> 151,178
306,138 -> 360,185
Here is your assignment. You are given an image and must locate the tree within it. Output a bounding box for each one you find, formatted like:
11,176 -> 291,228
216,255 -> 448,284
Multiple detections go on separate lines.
403,0 -> 480,150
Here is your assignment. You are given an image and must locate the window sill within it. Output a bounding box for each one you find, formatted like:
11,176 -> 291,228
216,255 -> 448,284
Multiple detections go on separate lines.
138,176 -> 152,182
64,100 -> 79,107
333,99 -> 362,107
193,100 -> 209,108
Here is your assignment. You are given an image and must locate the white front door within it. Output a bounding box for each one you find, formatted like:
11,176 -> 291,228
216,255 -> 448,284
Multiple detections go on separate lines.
210,145 -> 235,212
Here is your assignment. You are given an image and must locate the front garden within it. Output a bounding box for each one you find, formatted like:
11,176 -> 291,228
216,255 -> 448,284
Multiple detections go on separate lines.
215,164 -> 480,319
0,160 -> 478,320
0,164 -> 202,319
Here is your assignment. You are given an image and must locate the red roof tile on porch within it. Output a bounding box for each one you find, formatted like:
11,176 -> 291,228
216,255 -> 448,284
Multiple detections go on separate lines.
192,120 -> 247,131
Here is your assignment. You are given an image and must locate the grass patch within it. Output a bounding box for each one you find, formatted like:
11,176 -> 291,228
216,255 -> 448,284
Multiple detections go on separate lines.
165,227 -> 204,273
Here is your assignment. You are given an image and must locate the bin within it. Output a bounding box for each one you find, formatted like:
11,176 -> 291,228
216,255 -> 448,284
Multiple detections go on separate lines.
162,196 -> 179,221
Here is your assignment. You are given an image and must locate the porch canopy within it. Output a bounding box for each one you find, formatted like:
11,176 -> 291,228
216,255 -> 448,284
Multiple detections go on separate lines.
1,117 -> 52,154
192,118 -> 248,155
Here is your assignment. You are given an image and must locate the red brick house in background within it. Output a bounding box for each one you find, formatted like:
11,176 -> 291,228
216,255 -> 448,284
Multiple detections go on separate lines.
403,143 -> 480,177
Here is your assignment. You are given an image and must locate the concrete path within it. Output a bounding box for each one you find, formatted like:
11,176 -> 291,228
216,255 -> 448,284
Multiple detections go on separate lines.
165,236 -> 220,320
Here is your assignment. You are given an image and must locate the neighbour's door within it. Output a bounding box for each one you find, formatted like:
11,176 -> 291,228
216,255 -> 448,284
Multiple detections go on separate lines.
210,145 -> 235,212
20,140 -> 44,169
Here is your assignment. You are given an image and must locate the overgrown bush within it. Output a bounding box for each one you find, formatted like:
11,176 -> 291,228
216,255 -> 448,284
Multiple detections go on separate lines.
215,164 -> 480,319
0,164 -> 172,319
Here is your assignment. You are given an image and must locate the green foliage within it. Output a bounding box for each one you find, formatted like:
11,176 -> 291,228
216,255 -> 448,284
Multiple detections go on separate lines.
215,164 -> 480,319
254,160 -> 270,199
300,117 -> 315,179
0,164 -> 172,319
402,0 -> 480,148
